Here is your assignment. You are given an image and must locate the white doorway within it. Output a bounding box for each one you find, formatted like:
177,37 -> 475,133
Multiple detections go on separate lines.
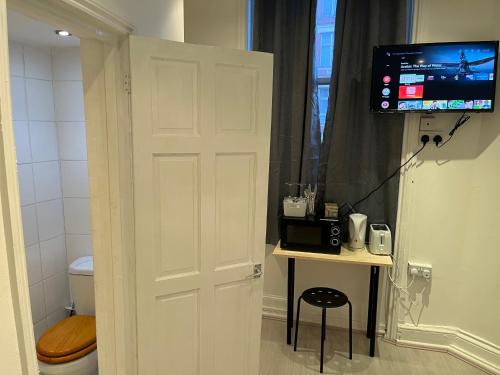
0,1 -> 134,373
7,8 -> 97,374
8,8 -> 92,339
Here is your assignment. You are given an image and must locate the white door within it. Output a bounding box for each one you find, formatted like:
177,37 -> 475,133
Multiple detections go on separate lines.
129,36 -> 273,375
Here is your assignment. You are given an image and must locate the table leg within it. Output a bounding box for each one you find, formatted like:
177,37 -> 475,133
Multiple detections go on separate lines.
287,258 -> 295,345
369,266 -> 380,357
366,265 -> 375,338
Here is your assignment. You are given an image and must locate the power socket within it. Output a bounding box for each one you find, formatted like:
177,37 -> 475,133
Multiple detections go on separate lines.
419,115 -> 446,146
408,262 -> 432,279
419,130 -> 445,147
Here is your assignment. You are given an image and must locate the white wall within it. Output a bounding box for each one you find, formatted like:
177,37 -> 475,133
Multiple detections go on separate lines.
399,0 -> 500,348
9,42 -> 91,342
94,0 -> 184,41
184,0 -> 247,49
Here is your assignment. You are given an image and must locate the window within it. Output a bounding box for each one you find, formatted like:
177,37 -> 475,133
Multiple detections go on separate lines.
247,0 -> 253,50
322,0 -> 335,17
318,85 -> 330,126
319,32 -> 334,68
315,0 -> 337,138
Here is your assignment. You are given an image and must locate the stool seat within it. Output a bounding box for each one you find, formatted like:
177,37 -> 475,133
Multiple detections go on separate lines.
302,287 -> 348,308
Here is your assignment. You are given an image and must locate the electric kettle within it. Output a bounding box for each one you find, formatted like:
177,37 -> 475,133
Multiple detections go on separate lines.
348,213 -> 367,250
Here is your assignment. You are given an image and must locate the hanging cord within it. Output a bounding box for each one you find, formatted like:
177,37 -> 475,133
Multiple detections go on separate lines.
351,139 -> 428,209
387,254 -> 415,295
386,114 -> 470,294
437,112 -> 471,148
343,114 -> 470,294
350,113 -> 470,210
344,140 -> 425,295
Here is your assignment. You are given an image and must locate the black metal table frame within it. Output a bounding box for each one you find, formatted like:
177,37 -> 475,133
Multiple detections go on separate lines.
286,258 -> 380,357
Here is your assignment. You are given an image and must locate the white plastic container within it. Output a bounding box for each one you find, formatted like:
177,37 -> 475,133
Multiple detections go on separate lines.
283,197 -> 307,217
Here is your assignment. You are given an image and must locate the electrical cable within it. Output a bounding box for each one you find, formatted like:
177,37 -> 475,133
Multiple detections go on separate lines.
351,140 -> 428,209
349,140 -> 427,294
388,254 -> 415,295
350,113 -> 470,211
436,135 -> 453,149
438,112 -> 471,148
350,114 -> 470,293
388,114 -> 470,293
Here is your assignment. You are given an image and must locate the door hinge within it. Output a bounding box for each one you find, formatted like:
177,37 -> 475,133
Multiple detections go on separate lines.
123,73 -> 131,94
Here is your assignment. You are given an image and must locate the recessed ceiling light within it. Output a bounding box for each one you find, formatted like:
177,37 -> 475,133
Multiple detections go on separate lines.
55,30 -> 71,37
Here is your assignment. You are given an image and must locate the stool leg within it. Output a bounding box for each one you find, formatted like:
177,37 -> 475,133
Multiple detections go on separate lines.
293,296 -> 302,352
320,308 -> 326,373
323,315 -> 327,342
348,301 -> 352,360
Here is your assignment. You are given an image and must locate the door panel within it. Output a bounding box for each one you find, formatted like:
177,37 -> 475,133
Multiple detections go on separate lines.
130,35 -> 272,375
151,58 -> 200,135
154,154 -> 200,278
215,64 -> 257,134
215,153 -> 255,268
153,290 -> 200,374
214,281 -> 252,375
130,37 -> 272,375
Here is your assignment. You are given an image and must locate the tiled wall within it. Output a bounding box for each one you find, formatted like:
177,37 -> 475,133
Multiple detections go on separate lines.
9,42 -> 91,341
51,48 -> 92,266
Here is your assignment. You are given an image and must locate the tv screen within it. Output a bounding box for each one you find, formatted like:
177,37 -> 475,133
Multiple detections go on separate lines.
370,41 -> 499,113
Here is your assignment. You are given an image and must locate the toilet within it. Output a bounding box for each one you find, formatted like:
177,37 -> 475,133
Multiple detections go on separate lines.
37,256 -> 98,375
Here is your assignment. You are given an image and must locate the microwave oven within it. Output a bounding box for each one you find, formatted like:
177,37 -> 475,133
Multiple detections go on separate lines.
280,216 -> 342,254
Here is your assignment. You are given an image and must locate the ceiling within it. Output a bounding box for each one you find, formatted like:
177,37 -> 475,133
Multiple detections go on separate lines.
7,10 -> 80,48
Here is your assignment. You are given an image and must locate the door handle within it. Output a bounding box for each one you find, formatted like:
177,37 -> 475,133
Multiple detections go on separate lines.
246,264 -> 263,279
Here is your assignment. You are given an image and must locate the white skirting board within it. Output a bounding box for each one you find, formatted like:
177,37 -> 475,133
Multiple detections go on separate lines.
396,323 -> 500,375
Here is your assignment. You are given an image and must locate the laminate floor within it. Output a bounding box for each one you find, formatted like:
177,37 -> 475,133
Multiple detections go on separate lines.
259,318 -> 486,375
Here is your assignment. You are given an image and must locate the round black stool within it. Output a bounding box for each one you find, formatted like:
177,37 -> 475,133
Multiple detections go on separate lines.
294,287 -> 352,373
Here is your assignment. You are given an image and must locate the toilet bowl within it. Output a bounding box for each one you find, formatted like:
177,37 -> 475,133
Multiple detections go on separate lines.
37,256 -> 98,374
38,348 -> 98,375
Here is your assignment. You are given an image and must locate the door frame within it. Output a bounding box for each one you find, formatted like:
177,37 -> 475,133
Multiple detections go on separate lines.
0,0 -> 137,373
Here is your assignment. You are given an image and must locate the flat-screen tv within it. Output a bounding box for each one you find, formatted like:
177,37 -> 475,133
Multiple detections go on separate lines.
370,41 -> 499,113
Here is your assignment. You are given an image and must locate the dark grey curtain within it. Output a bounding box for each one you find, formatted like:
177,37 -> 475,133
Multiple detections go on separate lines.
318,0 -> 408,233
253,0 -> 321,244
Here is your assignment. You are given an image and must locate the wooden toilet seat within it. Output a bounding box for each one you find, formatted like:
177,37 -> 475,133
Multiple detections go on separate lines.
37,315 -> 97,365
